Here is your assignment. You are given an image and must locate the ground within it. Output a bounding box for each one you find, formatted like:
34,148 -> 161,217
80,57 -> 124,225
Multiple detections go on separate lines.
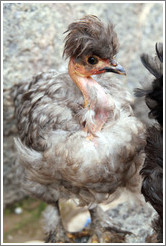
3,194 -> 158,243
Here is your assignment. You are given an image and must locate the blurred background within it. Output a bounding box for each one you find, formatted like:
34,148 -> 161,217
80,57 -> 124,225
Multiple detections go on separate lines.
3,2 -> 163,243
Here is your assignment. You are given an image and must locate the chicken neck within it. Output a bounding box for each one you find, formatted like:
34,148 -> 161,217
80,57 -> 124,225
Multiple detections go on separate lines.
68,59 -> 111,136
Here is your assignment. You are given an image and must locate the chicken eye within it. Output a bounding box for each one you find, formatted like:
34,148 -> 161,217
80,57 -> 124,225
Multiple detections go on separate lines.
88,56 -> 98,65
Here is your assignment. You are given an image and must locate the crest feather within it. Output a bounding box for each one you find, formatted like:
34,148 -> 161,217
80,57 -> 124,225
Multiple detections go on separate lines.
63,15 -> 119,60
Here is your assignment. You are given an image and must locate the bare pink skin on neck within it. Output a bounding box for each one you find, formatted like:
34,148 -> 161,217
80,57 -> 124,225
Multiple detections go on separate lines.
68,59 -> 110,136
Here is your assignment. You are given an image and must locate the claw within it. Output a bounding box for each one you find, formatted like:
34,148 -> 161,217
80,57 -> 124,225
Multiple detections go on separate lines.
104,226 -> 133,235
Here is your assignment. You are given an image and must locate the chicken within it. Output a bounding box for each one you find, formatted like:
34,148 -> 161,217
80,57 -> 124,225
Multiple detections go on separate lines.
135,43 -> 163,242
12,15 -> 145,243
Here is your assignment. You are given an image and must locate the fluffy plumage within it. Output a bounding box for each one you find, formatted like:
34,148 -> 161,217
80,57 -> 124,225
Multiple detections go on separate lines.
135,43 -> 163,242
135,43 -> 163,126
63,15 -> 119,60
13,15 -> 145,243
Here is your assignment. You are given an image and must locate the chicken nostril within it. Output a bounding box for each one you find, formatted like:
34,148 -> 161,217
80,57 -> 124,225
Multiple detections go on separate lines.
110,59 -> 117,67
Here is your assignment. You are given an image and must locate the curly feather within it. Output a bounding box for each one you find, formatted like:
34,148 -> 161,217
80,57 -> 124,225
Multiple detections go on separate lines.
63,15 -> 119,60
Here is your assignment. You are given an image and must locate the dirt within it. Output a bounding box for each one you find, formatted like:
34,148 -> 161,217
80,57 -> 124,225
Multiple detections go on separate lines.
3,198 -> 46,243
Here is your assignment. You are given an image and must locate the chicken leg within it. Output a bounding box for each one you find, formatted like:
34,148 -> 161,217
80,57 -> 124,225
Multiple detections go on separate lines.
44,201 -> 70,243
87,205 -> 132,243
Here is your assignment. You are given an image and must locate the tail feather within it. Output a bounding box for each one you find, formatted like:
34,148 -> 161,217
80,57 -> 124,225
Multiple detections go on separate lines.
134,42 -> 163,126
136,43 -> 163,242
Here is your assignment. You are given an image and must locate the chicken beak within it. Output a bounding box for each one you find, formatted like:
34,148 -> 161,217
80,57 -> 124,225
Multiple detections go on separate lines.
99,60 -> 126,75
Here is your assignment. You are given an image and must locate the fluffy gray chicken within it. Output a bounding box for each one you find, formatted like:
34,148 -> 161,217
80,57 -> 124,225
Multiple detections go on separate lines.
13,15 -> 145,243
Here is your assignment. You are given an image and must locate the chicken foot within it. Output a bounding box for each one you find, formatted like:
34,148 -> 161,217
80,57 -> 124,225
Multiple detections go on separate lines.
87,205 -> 132,243
44,202 -> 132,243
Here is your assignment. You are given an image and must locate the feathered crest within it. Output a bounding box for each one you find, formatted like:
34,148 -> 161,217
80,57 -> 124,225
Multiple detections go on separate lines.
63,15 -> 119,60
